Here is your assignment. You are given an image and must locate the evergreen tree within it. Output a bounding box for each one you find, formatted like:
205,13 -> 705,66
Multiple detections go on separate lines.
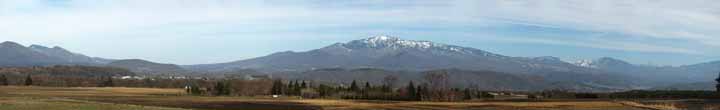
349,80 -> 359,92
0,75 -> 8,86
406,81 -> 417,100
381,84 -> 391,93
24,75 -> 33,86
213,81 -> 229,96
101,77 -> 114,87
288,81 -> 295,90
716,72 -> 720,92
190,85 -> 202,95
301,81 -> 308,89
287,81 -> 295,95
293,80 -> 301,95
463,88 -> 473,100
271,80 -> 284,95
364,82 -> 371,91
318,84 -> 330,97
418,84 -> 429,101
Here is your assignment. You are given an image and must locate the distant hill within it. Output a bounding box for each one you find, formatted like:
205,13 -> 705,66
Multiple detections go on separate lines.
651,82 -> 715,91
0,65 -> 135,77
107,59 -> 187,75
574,57 -> 720,85
0,41 -> 109,67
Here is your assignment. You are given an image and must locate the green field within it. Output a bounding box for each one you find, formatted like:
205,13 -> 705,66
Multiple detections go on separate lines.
0,86 -> 649,110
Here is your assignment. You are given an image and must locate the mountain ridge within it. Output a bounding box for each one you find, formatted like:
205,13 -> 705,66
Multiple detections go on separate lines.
187,36 -> 641,90
572,57 -> 720,85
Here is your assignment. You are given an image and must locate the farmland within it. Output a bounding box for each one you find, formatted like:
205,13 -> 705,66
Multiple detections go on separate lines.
0,86 -> 651,110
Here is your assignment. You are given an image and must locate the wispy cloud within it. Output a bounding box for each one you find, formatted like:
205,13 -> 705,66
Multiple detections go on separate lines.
0,0 -> 716,64
471,0 -> 720,47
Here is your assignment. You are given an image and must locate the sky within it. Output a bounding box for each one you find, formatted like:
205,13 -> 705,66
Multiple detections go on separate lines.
1,0 -> 719,66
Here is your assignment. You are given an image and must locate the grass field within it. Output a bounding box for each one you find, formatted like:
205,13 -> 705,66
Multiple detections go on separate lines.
0,86 -> 649,110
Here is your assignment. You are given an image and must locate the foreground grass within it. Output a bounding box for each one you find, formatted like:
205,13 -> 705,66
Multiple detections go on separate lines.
0,97 -> 188,110
0,86 -> 649,110
292,99 -> 646,110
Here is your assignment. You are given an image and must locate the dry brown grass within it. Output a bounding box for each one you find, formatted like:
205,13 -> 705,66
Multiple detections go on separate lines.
292,99 -> 641,110
0,97 -> 188,110
0,86 -> 649,110
0,86 -> 184,97
616,101 -> 681,110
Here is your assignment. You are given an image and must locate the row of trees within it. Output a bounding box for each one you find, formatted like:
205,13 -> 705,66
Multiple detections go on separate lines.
0,74 -> 34,86
186,79 -> 273,96
0,74 -> 122,87
0,66 -> 190,88
8,66 -> 719,101
265,71 -> 493,101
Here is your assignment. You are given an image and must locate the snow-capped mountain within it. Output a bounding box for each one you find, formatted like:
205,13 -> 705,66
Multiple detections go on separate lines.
189,36 -> 638,90
343,36 -> 495,55
192,36 -> 561,73
324,36 -> 506,58
573,57 -> 634,69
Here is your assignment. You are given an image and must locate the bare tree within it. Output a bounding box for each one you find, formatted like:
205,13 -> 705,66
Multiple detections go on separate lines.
423,70 -> 451,101
716,72 -> 720,92
424,70 -> 449,92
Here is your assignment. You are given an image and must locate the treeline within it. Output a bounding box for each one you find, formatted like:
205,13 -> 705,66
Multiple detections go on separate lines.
186,79 -> 273,96
0,65 -> 134,77
0,65 -> 125,87
263,70 -> 512,101
0,65 -> 187,88
181,70 -> 481,101
527,90 -> 720,99
608,90 -> 720,99
4,66 -> 720,101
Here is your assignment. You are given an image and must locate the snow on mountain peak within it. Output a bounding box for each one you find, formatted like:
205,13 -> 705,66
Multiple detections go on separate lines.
365,35 -> 398,42
574,59 -> 596,68
355,35 -> 446,50
316,36 -> 508,58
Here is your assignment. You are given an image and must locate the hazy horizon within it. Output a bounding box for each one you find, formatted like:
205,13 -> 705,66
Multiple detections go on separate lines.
2,0 -> 719,65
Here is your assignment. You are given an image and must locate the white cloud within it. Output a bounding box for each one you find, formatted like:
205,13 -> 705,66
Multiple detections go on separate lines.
0,0 -> 717,64
469,0 -> 720,47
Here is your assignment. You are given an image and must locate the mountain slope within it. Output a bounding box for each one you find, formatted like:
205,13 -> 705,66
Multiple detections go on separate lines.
190,36 -> 639,90
28,44 -> 110,65
0,41 -> 78,66
195,36 -> 598,74
0,41 -> 113,67
574,57 -> 720,85
651,82 -> 714,91
107,59 -> 187,75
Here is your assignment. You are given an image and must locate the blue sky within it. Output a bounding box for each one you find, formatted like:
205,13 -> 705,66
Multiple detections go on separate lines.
1,0 -> 718,65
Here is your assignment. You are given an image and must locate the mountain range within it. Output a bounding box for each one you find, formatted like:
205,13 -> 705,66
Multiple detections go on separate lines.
192,36 -> 604,74
1,36 -> 718,91
0,41 -> 185,75
573,57 -> 720,85
0,41 -> 108,67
